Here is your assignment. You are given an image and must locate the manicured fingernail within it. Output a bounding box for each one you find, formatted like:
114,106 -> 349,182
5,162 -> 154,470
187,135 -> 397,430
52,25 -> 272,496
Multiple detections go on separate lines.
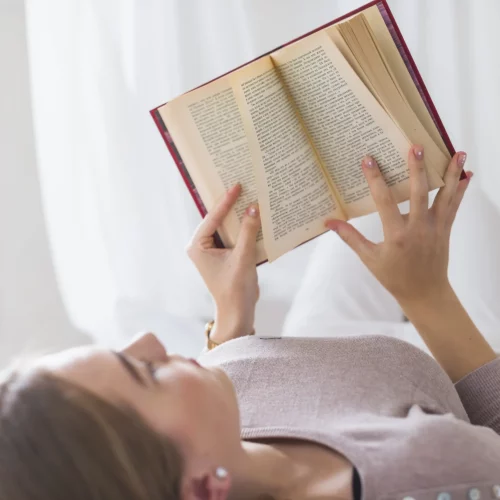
458,152 -> 467,168
325,221 -> 338,232
246,204 -> 259,217
413,146 -> 424,160
363,156 -> 376,168
215,467 -> 228,480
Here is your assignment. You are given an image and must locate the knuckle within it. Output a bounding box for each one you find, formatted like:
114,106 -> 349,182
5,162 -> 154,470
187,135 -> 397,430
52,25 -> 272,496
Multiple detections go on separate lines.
390,230 -> 406,246
453,159 -> 464,174
185,243 -> 196,258
448,161 -> 462,178
242,217 -> 253,228
210,214 -> 222,227
243,219 -> 259,235
416,224 -> 429,240
414,191 -> 428,206
368,167 -> 382,180
378,191 -> 393,207
414,160 -> 426,172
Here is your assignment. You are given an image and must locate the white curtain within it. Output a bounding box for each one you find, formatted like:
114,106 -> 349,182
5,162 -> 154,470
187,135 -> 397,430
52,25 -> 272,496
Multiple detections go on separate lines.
25,0 -> 500,356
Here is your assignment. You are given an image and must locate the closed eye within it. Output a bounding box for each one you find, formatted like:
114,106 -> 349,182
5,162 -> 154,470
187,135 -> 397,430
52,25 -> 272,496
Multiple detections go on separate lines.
112,351 -> 158,386
144,360 -> 158,383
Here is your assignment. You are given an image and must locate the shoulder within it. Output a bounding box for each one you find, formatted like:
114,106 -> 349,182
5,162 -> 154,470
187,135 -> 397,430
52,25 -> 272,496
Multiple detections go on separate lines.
199,335 -> 468,421
199,334 -> 432,363
199,335 -> 446,386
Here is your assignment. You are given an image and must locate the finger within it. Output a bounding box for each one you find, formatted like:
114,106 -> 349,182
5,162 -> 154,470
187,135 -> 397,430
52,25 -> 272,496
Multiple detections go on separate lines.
235,204 -> 261,262
446,171 -> 473,229
432,151 -> 468,219
325,219 -> 375,261
362,156 -> 403,231
408,145 -> 429,222
193,184 -> 241,242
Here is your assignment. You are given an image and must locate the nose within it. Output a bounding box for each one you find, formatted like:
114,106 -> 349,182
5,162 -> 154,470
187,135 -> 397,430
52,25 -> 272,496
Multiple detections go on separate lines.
121,332 -> 169,362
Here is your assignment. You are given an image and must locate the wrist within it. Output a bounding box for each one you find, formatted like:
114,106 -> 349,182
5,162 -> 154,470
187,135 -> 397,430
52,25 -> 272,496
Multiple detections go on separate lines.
210,308 -> 255,344
398,281 -> 456,323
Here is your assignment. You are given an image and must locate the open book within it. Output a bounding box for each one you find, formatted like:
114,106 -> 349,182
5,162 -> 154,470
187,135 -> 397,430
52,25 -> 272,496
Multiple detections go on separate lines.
152,0 -> 455,263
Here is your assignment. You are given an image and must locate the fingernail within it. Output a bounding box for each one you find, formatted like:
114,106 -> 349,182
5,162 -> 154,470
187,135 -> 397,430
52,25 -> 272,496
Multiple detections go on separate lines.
413,145 -> 424,160
246,204 -> 259,217
466,171 -> 474,180
229,183 -> 240,193
325,221 -> 338,232
458,152 -> 467,168
363,156 -> 376,168
215,467 -> 228,480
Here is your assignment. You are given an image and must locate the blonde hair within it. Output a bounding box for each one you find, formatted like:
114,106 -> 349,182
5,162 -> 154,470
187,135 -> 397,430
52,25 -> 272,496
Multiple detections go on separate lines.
0,367 -> 184,500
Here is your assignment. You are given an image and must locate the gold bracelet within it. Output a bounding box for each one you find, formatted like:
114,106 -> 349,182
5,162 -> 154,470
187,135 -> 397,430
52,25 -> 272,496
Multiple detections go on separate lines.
205,320 -> 255,351
205,320 -> 219,350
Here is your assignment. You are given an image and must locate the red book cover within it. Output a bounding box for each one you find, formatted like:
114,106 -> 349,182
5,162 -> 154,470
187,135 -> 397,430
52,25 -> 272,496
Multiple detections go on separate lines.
151,0 -> 456,255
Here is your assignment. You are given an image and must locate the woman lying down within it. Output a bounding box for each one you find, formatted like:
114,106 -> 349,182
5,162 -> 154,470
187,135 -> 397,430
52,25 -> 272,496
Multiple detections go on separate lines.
1,147 -> 499,500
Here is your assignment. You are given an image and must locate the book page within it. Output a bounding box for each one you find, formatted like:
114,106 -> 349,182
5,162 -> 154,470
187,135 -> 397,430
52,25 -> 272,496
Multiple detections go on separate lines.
324,7 -> 448,159
333,14 -> 450,178
230,57 -> 342,262
362,6 -> 449,158
159,69 -> 267,263
272,30 -> 435,218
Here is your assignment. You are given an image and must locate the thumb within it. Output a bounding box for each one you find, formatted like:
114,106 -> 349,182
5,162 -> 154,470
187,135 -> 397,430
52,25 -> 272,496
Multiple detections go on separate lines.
325,219 -> 375,259
235,204 -> 261,260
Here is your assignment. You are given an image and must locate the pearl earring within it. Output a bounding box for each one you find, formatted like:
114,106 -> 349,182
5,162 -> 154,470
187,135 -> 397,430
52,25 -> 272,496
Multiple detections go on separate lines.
215,467 -> 228,480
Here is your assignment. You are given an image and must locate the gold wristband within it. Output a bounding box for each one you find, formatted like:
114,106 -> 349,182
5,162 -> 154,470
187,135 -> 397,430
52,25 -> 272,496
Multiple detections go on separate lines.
205,320 -> 255,351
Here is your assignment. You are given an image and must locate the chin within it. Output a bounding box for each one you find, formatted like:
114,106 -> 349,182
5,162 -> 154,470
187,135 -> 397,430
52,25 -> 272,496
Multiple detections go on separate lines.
208,365 -> 231,383
208,366 -> 237,398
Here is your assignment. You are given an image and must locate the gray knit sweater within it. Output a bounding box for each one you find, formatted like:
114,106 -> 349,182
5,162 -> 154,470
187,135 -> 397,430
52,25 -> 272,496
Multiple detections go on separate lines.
199,335 -> 500,500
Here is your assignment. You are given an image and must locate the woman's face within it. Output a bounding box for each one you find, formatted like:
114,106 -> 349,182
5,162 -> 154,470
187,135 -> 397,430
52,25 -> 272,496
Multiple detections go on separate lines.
36,334 -> 241,485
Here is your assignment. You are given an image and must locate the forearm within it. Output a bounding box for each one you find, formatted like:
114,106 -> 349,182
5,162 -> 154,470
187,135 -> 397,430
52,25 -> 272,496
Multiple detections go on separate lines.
400,284 -> 497,382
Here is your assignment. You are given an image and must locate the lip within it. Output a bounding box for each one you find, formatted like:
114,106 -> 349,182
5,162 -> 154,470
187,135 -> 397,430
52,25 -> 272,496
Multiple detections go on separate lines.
188,358 -> 201,368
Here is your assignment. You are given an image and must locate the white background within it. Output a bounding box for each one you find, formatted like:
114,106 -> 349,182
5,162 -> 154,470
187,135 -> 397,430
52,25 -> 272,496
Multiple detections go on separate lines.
0,0 -> 87,366
1,0 -> 499,365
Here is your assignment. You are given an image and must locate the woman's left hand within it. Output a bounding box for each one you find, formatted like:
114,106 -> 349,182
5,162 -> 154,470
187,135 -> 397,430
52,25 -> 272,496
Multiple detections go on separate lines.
187,184 -> 261,344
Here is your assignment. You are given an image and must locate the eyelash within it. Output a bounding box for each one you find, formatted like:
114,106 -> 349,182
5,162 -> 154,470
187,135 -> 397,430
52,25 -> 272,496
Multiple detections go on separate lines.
145,361 -> 157,379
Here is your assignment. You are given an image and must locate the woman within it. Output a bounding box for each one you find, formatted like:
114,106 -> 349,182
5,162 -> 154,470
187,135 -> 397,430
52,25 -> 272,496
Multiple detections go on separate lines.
1,147 -> 499,500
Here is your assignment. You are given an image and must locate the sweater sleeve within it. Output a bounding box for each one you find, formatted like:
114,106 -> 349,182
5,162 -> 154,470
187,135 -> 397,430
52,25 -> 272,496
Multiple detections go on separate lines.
454,357 -> 500,434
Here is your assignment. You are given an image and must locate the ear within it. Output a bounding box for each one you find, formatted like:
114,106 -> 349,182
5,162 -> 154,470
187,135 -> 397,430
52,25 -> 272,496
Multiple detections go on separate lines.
182,468 -> 231,500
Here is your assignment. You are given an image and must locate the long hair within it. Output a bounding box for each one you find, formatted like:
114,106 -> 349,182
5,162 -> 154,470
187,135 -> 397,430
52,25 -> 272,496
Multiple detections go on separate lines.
0,367 -> 184,500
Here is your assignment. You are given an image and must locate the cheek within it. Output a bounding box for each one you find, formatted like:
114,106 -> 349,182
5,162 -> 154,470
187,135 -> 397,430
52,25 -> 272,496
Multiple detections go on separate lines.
165,369 -> 235,436
141,367 -> 240,464
148,368 -> 217,433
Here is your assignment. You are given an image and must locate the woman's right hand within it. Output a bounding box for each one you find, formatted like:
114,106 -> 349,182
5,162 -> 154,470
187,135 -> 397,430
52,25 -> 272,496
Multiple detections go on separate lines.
325,146 -> 470,307
326,146 -> 499,383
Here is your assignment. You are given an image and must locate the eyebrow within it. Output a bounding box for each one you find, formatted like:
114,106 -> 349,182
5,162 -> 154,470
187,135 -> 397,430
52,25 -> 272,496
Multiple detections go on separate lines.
113,351 -> 146,386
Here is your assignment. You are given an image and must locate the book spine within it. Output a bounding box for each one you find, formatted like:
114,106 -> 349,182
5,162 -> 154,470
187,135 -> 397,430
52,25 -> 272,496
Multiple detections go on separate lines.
150,109 -> 207,217
150,108 -> 226,249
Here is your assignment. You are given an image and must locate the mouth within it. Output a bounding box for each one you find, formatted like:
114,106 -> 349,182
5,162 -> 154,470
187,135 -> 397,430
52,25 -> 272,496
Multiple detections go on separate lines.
188,358 -> 201,368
